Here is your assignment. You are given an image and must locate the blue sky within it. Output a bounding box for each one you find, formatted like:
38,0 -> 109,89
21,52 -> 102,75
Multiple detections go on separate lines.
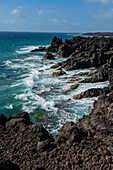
0,0 -> 113,32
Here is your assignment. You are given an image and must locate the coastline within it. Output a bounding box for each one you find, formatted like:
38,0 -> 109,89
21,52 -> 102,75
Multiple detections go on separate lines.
0,34 -> 113,169
0,92 -> 113,169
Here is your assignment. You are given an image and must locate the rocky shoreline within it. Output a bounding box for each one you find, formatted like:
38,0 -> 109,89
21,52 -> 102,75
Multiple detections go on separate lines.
0,35 -> 113,169
31,35 -> 113,98
0,92 -> 113,169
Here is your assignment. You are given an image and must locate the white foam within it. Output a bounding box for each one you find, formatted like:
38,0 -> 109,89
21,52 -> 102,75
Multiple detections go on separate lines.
6,104 -> 13,109
16,45 -> 50,54
4,60 -> 12,66
10,82 -> 23,87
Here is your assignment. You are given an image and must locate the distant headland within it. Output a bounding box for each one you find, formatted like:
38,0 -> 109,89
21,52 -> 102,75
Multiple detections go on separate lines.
82,32 -> 113,37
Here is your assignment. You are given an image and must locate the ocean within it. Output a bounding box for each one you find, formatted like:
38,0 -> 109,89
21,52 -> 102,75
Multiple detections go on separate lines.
0,32 -> 108,134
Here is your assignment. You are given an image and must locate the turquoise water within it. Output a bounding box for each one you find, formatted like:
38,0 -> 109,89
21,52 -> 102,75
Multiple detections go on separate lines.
0,32 -> 108,134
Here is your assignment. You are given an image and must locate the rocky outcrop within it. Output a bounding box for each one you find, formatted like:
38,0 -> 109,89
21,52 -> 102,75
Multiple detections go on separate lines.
51,36 -> 113,70
0,92 -> 113,169
42,53 -> 55,61
73,87 -> 110,99
30,46 -> 47,52
80,64 -> 109,83
76,93 -> 113,138
31,36 -> 62,53
62,83 -> 79,94
52,70 -> 66,76
3,35 -> 113,169
47,36 -> 62,52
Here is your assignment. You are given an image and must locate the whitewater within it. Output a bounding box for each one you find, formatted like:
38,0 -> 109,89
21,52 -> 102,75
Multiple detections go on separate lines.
0,32 -> 108,134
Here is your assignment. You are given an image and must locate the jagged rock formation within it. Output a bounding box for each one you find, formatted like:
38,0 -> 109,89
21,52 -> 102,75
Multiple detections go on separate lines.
42,53 -> 55,61
0,92 -> 113,169
73,87 -> 109,99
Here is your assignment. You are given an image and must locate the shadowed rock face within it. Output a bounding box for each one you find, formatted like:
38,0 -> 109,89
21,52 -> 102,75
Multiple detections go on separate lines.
76,93 -> 113,138
1,36 -> 113,169
48,36 -> 63,52
0,160 -> 20,170
73,87 -> 110,99
0,92 -> 113,170
51,36 -> 113,71
52,69 -> 66,76
42,53 -> 55,61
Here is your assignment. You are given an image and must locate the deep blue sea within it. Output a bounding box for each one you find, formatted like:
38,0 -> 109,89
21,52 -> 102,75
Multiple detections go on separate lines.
0,32 -> 108,134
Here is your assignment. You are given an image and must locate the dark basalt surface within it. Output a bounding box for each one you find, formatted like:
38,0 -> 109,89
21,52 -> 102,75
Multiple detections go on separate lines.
0,92 -> 113,169
41,36 -> 113,98
1,35 -> 113,169
73,87 -> 110,100
42,53 -> 55,61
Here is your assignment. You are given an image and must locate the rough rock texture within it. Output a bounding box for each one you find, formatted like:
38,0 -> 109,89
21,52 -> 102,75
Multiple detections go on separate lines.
52,70 -> 66,76
0,93 -> 113,169
51,36 -> 113,71
42,53 -> 55,61
62,83 -> 79,94
48,36 -> 63,52
30,46 -> 47,52
73,87 -> 110,99
1,35 -> 113,169
31,36 -> 62,53
76,93 -> 113,139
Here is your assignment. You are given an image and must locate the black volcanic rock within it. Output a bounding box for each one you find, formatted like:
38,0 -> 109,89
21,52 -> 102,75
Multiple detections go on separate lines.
52,69 -> 66,76
51,36 -> 113,70
0,114 -> 7,126
47,36 -> 63,52
42,53 -> 55,60
0,92 -> 113,170
73,87 -> 110,99
1,35 -> 113,169
0,160 -> 20,170
31,46 -> 47,52
76,93 -> 113,138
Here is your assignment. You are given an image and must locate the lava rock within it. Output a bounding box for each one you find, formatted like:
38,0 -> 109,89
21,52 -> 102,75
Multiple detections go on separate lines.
73,87 -> 110,99
52,70 -> 66,76
42,53 -> 55,60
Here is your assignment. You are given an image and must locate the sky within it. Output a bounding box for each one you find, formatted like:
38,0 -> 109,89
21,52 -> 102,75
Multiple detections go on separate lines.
0,0 -> 113,33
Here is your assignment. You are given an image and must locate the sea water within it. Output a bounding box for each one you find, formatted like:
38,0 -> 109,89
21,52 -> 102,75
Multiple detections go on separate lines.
0,32 -> 108,134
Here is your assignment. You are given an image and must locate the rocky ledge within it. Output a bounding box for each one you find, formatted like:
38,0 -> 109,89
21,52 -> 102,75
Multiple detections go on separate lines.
31,35 -> 113,98
0,91 -> 113,169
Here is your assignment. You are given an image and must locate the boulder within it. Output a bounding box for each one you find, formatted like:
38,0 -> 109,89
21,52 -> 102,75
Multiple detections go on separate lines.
52,70 -> 66,76
47,36 -> 62,52
42,53 -> 55,60
54,122 -> 87,145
